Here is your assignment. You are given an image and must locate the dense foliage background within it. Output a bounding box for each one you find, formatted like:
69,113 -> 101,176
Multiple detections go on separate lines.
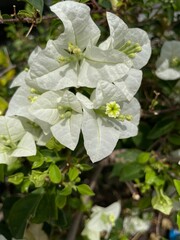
0,0 -> 180,239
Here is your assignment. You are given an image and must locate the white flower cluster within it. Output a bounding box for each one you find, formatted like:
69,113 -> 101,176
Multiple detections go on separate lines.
3,1 -> 151,163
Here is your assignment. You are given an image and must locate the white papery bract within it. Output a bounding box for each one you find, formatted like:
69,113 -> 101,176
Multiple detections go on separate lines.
77,88 -> 140,162
0,116 -> 36,165
100,12 -> 152,69
155,41 -> 180,80
29,90 -> 82,150
26,1 -> 132,91
5,1 -> 151,163
81,201 -> 121,240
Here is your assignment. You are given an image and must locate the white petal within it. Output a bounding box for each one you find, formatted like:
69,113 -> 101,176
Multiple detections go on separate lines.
114,68 -> 142,101
0,116 -> 25,142
29,40 -> 78,90
30,91 -> 60,125
51,113 -> 82,150
12,132 -> 36,157
50,1 -> 100,48
76,93 -> 94,109
82,108 -> 119,162
6,85 -> 35,121
79,46 -> 132,87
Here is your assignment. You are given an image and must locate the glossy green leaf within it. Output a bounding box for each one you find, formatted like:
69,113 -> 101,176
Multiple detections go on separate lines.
0,97 -> 8,116
68,167 -> 80,181
8,172 -> 24,185
76,184 -> 95,196
168,134 -> 180,146
8,188 -> 44,238
49,164 -> 62,184
32,192 -> 58,223
137,152 -> 150,164
59,186 -> 72,196
29,170 -> 47,187
0,164 -> 5,182
56,192 -> 67,209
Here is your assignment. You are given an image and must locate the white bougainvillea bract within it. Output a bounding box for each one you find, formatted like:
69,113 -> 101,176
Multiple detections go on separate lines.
4,1 -> 151,164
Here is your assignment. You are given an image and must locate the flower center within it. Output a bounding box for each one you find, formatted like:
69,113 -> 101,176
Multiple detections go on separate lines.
170,56 -> 180,68
0,135 -> 16,151
105,101 -> 121,118
58,105 -> 72,119
58,42 -> 84,64
119,41 -> 142,58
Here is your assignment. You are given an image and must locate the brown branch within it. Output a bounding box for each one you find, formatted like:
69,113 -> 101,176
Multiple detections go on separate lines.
0,15 -> 57,24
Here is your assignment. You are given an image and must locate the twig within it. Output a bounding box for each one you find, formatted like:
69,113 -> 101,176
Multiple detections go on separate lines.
156,212 -> 162,236
125,182 -> 140,200
131,232 -> 143,240
0,15 -> 57,24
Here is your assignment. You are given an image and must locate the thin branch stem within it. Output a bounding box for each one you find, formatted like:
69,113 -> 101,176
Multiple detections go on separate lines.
0,15 -> 57,24
0,65 -> 16,78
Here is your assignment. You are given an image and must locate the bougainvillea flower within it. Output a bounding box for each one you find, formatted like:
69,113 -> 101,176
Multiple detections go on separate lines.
77,88 -> 140,162
29,90 -> 82,150
100,12 -> 151,69
26,1 -> 132,91
0,116 -> 36,165
155,41 -> 180,80
81,201 -> 121,240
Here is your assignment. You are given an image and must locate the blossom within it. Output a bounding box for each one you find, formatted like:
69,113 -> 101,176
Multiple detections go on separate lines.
99,12 -> 151,69
155,41 -> 180,80
25,1 -> 132,91
81,201 -> 121,240
77,83 -> 140,162
0,116 -> 36,165
29,90 -> 82,150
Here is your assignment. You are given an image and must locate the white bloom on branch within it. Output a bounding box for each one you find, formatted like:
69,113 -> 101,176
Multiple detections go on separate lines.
100,12 -> 152,69
26,1 -> 132,91
77,84 -> 140,162
0,116 -> 36,165
29,90 -> 82,150
155,41 -> 180,80
81,201 -> 121,240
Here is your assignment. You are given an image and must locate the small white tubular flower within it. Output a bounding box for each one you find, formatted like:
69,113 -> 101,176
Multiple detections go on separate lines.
100,12 -> 152,69
155,41 -> 180,80
30,90 -> 82,150
81,201 -> 121,240
0,116 -> 36,165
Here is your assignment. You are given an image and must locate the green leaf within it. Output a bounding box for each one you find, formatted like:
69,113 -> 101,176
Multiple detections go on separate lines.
76,184 -> 95,196
152,188 -> 173,215
32,192 -> 58,223
0,97 -> 8,115
147,118 -> 175,139
111,162 -> 144,181
68,167 -> 80,181
59,185 -> 72,196
49,164 -> 62,184
137,152 -> 150,164
174,179 -> 180,196
17,0 -> 44,16
56,192 -> 67,209
8,172 -> 24,185
8,188 -> 44,238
